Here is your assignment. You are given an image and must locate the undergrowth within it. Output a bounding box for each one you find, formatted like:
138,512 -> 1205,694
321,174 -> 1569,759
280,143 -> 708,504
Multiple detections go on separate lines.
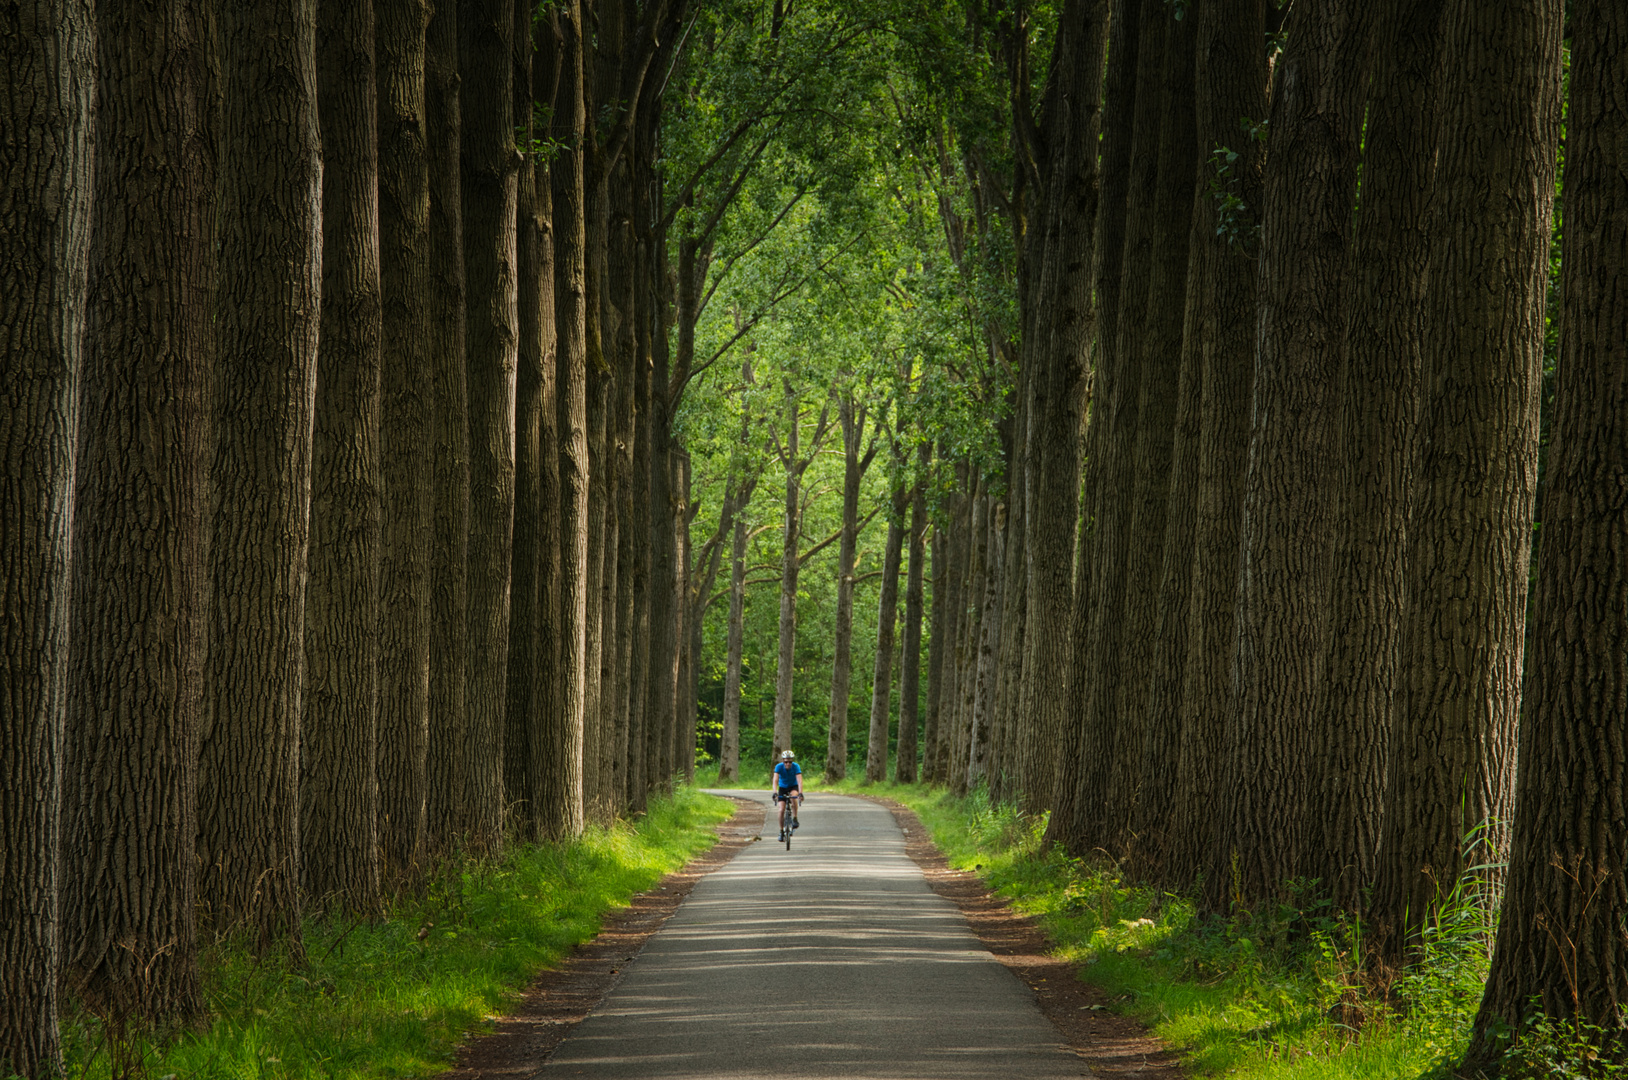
821,778 -> 1605,1080
58,786 -> 734,1080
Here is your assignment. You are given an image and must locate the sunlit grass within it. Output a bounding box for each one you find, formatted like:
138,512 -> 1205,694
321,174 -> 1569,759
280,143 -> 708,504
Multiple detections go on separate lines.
60,786 -> 735,1080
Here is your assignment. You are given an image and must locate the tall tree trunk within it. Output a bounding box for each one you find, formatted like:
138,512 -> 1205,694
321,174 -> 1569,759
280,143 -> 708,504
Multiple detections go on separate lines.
1206,0 -> 1364,908
720,511 -> 750,782
677,452 -> 696,782
304,0 -> 384,915
582,368 -> 607,817
895,443 -> 930,784
376,0 -> 434,880
1165,0 -> 1266,891
1110,8 -> 1196,861
1371,0 -> 1560,958
866,474 -> 909,783
505,0 -> 544,836
930,468 -> 968,784
1020,0 -> 1110,820
0,1 -> 92,1069
459,0 -> 516,852
425,0 -> 469,854
825,394 -> 871,782
967,500 -> 1005,788
1053,0 -> 1160,851
1310,0 -> 1440,909
922,507 -> 948,784
771,383 -> 809,761
949,470 -> 984,794
544,0 -> 588,839
989,388 -> 1028,803
200,0 -> 322,948
1466,0 -> 1623,1053
64,0 -> 208,1022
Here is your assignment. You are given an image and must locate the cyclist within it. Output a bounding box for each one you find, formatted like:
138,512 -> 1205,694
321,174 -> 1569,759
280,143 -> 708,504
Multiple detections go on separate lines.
771,750 -> 803,842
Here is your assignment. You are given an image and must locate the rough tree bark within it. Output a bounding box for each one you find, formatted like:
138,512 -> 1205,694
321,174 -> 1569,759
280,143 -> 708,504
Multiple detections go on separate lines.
0,2 -> 92,1069
1206,0 -> 1365,908
63,0 -> 213,1021
895,442 -> 930,784
199,0 -> 322,947
1111,7 -> 1196,862
1019,0 -> 1110,820
459,0 -> 517,852
544,0 -> 589,839
1165,0 -> 1266,891
1371,0 -> 1561,958
1466,0 -> 1625,1055
304,0 -> 384,914
376,0 -> 435,880
424,0 -> 469,853
1053,0 -> 1158,852
1310,0 -> 1440,908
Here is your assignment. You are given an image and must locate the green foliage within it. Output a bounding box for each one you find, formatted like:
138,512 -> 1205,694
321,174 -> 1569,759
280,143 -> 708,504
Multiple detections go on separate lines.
1501,1013 -> 1628,1080
58,789 -> 735,1080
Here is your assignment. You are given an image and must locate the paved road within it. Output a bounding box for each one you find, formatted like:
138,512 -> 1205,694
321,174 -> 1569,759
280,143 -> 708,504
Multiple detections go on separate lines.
542,790 -> 1086,1079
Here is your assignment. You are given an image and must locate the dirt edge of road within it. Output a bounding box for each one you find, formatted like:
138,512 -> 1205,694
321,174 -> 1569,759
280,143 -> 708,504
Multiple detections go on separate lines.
444,791 -> 1184,1079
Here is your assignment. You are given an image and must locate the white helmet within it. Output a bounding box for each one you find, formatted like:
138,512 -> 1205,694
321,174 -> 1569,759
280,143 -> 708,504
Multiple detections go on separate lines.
780,750 -> 795,760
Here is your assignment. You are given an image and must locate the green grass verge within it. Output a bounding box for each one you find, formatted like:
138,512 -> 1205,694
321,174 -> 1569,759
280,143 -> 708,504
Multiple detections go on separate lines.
61,786 -> 735,1080
805,777 -> 1487,1080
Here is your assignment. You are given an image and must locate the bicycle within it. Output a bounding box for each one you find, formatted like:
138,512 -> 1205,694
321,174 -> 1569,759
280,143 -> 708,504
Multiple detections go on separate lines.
775,792 -> 801,850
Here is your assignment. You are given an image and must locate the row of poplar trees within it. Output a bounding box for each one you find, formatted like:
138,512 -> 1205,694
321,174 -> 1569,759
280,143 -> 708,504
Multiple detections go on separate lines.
2,0 -> 706,1072
908,0 -> 1625,1062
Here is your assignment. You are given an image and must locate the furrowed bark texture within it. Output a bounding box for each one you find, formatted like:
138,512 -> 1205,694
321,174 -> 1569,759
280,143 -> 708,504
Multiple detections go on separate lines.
1055,0 -> 1158,853
545,0 -> 589,839
896,445 -> 929,784
505,0 -> 542,833
921,505 -> 947,784
200,0 -> 322,945
305,0 -> 384,915
1311,0 -> 1439,907
967,501 -> 1005,788
425,0 -> 469,852
1166,0 -> 1266,890
60,0 -> 210,1023
1468,0 -> 1626,1053
2,2 -> 92,1068
376,0 -> 434,879
1021,0 -> 1109,820
1112,8 -> 1197,860
1372,0 -> 1560,956
459,0 -> 517,852
1208,0 -> 1364,907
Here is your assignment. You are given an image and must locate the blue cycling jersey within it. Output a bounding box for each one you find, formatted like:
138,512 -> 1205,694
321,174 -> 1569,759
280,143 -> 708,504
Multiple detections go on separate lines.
774,761 -> 801,790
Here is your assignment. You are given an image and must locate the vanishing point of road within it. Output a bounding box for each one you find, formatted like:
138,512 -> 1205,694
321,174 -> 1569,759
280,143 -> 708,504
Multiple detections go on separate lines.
541,790 -> 1086,1079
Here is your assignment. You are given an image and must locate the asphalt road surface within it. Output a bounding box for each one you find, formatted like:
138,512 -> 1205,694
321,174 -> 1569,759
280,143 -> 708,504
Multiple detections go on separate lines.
541,790 -> 1086,1079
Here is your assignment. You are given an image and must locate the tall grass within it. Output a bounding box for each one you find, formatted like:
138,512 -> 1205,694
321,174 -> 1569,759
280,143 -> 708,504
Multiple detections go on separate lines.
58,786 -> 735,1080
